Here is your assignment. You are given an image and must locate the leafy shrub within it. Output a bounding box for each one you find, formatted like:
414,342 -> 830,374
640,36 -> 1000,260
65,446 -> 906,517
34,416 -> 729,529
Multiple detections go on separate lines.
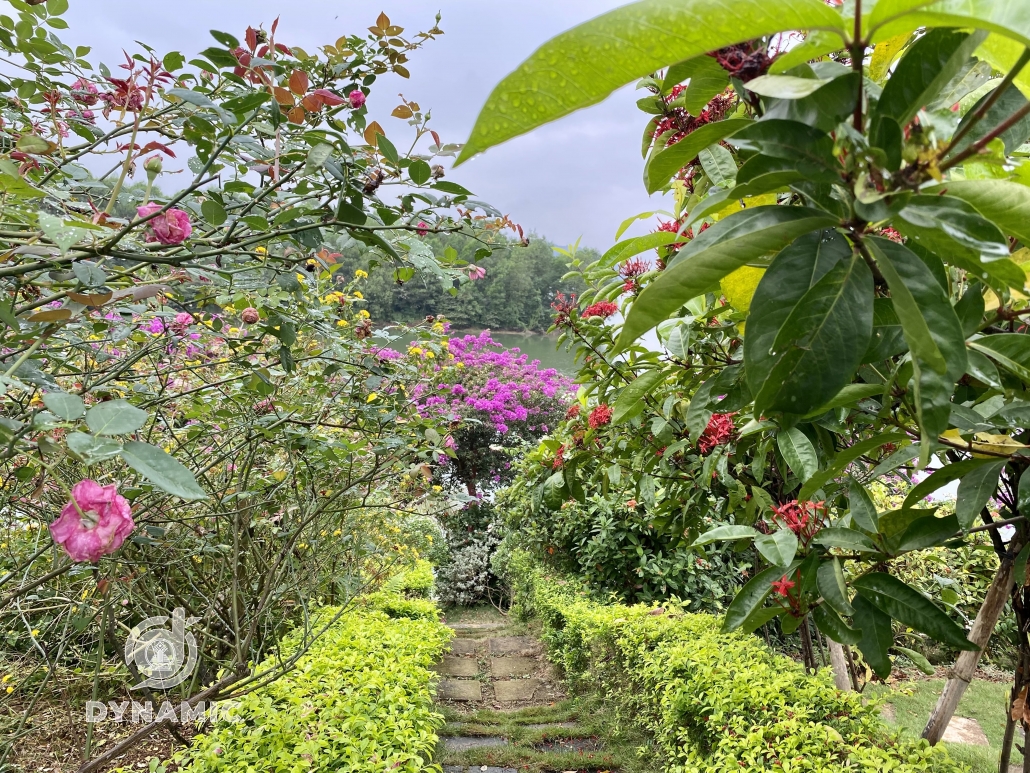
504,552 -> 962,773
176,578 -> 450,773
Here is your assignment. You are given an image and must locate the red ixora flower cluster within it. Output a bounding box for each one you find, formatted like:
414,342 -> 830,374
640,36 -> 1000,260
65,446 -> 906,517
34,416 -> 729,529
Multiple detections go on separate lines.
698,412 -> 735,454
708,41 -> 774,82
551,292 -> 578,328
565,403 -> 581,420
552,444 -> 565,470
652,91 -> 735,150
619,257 -> 650,293
588,404 -> 613,429
877,226 -> 905,243
582,300 -> 619,319
770,500 -> 826,545
771,574 -> 796,598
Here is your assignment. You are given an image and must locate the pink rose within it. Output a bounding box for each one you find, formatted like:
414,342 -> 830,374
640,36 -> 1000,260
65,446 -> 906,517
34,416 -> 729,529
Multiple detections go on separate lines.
70,78 -> 99,106
49,480 -> 134,563
348,89 -> 366,109
136,203 -> 192,245
241,307 -> 260,325
468,265 -> 487,281
174,312 -> 193,326
416,221 -> 429,237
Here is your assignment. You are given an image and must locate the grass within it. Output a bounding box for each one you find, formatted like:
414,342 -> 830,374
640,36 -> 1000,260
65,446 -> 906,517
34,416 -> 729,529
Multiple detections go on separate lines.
868,675 -> 1018,773
436,695 -> 654,773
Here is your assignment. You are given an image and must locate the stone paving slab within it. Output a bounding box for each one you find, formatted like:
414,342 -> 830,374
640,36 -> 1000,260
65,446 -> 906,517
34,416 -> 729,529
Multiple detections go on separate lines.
448,621 -> 509,631
489,656 -> 537,678
941,716 -> 989,746
488,636 -> 540,655
443,768 -> 517,773
534,737 -> 603,752
449,639 -> 480,655
437,679 -> 483,701
441,736 -> 509,752
436,656 -> 480,677
493,678 -> 544,702
523,722 -> 579,731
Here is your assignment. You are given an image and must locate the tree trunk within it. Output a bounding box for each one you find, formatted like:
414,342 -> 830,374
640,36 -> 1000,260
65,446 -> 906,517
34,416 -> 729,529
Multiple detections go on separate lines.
923,542 -> 1021,744
800,614 -> 816,673
827,638 -> 853,691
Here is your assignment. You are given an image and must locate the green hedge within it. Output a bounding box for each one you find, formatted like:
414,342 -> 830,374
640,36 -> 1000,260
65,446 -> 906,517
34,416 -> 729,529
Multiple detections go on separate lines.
176,564 -> 450,773
506,551 -> 963,773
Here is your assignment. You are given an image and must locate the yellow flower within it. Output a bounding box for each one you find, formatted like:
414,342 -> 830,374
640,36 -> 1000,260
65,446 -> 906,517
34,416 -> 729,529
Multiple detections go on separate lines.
455,361 -> 465,368
353,291 -> 364,300
298,542 -> 308,549
355,269 -> 368,279
256,246 -> 267,255
31,629 -> 39,637
367,392 -> 378,403
336,319 -> 349,327
333,529 -> 342,537
425,351 -> 435,359
357,310 -> 370,319
432,485 -> 442,492
408,346 -> 423,356
5,686 -> 12,694
296,273 -> 305,282
2,675 -> 11,683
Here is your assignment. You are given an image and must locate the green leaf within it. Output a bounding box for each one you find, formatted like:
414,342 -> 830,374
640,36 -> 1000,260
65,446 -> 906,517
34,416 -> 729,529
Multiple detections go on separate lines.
542,470 -> 566,510
1019,467 -> 1030,517
663,55 -> 729,108
852,595 -> 893,679
617,207 -> 837,349
874,28 -> 987,128
408,159 -> 432,185
869,237 -> 967,462
955,460 -> 1005,530
746,74 -> 835,99
0,173 -> 44,197
895,646 -> 935,675
685,378 -> 716,443
952,83 -> 1030,155
902,458 -> 1001,509
853,572 -> 977,651
969,334 -> 1030,384
763,71 -> 861,133
600,231 -> 680,268
644,119 -> 752,193
377,135 -> 400,165
755,528 -> 798,567
65,432 -> 122,465
201,199 -> 227,227
923,179 -> 1030,246
42,391 -> 84,420
612,369 -> 666,424
817,558 -> 854,616
813,527 -> 880,553
120,441 -> 207,500
71,260 -> 106,287
813,603 -> 862,645
897,195 -> 1009,262
728,119 -> 837,168
1013,539 -> 1030,589
740,606 -> 783,634
803,383 -> 884,418
848,479 -> 881,533
692,524 -> 759,547
777,427 -> 818,482
84,399 -> 148,436
722,559 -> 803,633
754,253 -> 873,415
456,0 -> 844,164
896,513 -> 960,551
698,144 -> 736,188
304,143 -> 334,173
39,211 -> 89,255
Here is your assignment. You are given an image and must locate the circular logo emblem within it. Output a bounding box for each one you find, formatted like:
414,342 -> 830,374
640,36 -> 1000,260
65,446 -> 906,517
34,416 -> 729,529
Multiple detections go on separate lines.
125,607 -> 198,690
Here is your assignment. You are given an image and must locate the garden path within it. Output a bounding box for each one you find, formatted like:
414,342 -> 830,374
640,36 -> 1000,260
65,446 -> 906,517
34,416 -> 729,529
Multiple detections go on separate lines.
432,608 -> 615,773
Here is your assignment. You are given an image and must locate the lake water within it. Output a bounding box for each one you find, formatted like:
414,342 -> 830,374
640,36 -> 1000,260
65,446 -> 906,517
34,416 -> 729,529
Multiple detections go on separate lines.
380,328 -> 579,375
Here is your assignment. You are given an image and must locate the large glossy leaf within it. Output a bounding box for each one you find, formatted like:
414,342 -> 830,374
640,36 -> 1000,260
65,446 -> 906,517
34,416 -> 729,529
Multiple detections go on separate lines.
813,603 -> 862,645
692,524 -> 759,546
728,119 -> 838,168
753,254 -> 873,415
897,195 -> 1009,262
722,559 -> 803,632
803,383 -> 884,418
902,457 -> 1002,508
817,558 -> 854,616
663,55 -> 730,113
853,572 -> 978,650
852,595 -> 893,679
762,72 -> 862,132
951,83 -> 1030,155
42,391 -> 84,421
66,432 -> 122,465
849,479 -> 881,533
874,28 -> 987,128
84,399 -> 148,436
956,460 -> 1005,529
813,527 -> 880,553
612,369 -> 666,424
777,427 -> 819,482
797,432 -> 907,500
600,231 -> 680,268
755,528 -> 799,567
869,238 -> 967,462
872,2 -> 1030,52
456,0 -> 845,163
924,180 -> 1030,246
120,441 -> 207,500
896,513 -> 960,551
617,208 -> 837,350
969,334 -> 1030,384
644,119 -> 752,193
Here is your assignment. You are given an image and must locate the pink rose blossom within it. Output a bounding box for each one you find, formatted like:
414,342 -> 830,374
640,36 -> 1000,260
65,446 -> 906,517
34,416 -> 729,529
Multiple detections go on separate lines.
416,221 -> 429,237
49,480 -> 134,563
348,89 -> 366,109
70,78 -> 99,106
468,264 -> 487,282
137,203 -> 192,245
241,307 -> 260,325
174,312 -> 193,326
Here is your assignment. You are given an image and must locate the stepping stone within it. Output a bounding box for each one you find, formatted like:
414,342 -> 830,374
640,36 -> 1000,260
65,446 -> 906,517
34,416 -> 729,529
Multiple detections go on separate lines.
449,639 -> 480,655
493,678 -> 544,701
524,722 -> 579,731
437,679 -> 483,701
436,656 -> 479,677
490,656 -> 537,678
448,621 -> 508,631
488,636 -> 540,655
880,704 -> 896,722
441,736 -> 509,752
941,716 -> 989,746
534,737 -> 603,752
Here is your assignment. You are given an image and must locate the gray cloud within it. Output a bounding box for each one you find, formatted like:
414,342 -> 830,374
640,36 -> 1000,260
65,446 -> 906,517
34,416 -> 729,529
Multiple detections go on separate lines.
63,1 -> 670,249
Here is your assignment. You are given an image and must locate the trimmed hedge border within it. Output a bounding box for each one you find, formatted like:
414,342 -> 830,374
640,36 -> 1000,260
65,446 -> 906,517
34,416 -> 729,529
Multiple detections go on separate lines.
507,551 -> 964,773
174,563 -> 450,773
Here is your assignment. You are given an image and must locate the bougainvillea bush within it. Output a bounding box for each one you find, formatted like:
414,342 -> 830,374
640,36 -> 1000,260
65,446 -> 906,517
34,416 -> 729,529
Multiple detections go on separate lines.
0,2 -> 507,767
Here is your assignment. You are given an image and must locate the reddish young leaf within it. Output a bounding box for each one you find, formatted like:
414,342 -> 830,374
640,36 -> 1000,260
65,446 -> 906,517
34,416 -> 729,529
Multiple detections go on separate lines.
271,16 -> 279,35
287,105 -> 306,124
272,87 -> 294,106
139,141 -> 176,158
431,130 -> 441,148
288,70 -> 309,96
245,26 -> 258,51
301,94 -> 321,112
312,88 -> 345,107
275,43 -> 293,57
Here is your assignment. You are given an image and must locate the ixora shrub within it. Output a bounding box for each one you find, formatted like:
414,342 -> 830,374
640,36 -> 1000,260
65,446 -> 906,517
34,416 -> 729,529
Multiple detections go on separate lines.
174,566 -> 450,773
463,0 -> 1030,745
505,553 -> 961,773
0,3 -> 508,767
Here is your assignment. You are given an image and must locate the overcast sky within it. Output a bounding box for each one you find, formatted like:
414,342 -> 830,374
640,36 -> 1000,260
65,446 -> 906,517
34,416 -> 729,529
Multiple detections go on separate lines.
63,1 -> 669,251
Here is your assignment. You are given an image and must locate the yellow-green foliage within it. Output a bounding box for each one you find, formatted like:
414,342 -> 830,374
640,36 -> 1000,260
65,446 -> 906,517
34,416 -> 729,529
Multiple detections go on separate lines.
508,552 -> 964,773
176,571 -> 450,773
